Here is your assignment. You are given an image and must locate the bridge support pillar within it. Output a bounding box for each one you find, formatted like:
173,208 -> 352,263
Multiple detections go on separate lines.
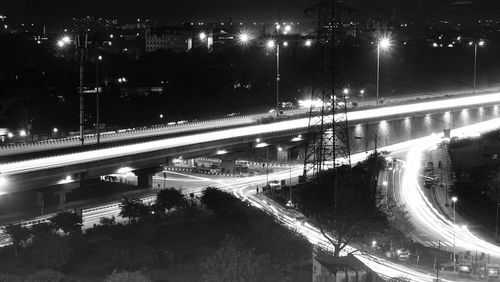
133,166 -> 164,188
222,159 -> 236,174
276,145 -> 292,162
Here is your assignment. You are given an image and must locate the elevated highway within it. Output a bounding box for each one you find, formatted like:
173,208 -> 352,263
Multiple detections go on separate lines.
2,90 -> 500,195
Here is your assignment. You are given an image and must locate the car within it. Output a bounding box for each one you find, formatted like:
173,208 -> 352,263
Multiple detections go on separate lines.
396,248 -> 411,262
268,180 -> 281,190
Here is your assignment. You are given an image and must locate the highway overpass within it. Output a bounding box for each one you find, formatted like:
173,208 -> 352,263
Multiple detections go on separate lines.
2,91 -> 500,202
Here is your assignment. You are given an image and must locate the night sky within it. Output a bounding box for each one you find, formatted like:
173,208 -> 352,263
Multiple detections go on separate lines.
4,1 -> 500,27
1,0 -> 312,25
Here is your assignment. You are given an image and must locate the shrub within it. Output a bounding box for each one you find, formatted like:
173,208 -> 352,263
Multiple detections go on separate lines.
99,241 -> 158,270
30,233 -> 71,269
104,270 -> 151,282
24,269 -> 65,282
0,273 -> 23,282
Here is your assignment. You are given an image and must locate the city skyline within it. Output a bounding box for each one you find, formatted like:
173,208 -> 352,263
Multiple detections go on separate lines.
1,0 -> 310,26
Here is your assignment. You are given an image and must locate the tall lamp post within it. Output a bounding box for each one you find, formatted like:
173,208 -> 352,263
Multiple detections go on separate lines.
96,55 -> 102,147
451,196 -> 458,272
266,37 -> 280,117
471,40 -> 485,95
376,37 -> 391,105
58,34 -> 88,148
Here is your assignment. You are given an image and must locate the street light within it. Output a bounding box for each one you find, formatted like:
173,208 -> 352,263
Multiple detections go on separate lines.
199,32 -> 207,40
237,32 -> 250,44
266,38 -> 280,117
473,40 -> 485,95
266,39 -> 275,49
452,196 -> 458,272
305,39 -> 312,47
376,36 -> 391,105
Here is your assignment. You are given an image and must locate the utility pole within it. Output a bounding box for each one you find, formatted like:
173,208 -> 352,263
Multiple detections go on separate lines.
96,55 -> 102,147
76,34 -> 88,148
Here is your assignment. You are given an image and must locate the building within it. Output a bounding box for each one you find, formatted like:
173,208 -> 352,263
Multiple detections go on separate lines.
145,27 -> 192,53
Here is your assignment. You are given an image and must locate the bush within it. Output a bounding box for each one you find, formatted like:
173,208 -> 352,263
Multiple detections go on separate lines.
30,233 -> 71,269
99,241 -> 158,270
104,270 -> 151,282
200,236 -> 269,282
24,269 -> 65,282
0,273 -> 23,282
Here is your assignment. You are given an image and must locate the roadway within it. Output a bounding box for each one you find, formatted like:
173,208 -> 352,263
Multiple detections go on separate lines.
393,118 -> 500,261
0,150 -> 474,281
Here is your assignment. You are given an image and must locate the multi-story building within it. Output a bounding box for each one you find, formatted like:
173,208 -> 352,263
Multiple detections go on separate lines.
145,27 -> 193,53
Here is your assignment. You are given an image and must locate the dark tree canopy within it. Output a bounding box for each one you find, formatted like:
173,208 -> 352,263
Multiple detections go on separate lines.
50,211 -> 83,235
155,188 -> 187,212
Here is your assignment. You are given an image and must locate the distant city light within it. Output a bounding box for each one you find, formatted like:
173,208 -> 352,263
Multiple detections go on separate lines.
53,128 -> 58,133
479,40 -> 485,46
159,114 -> 164,119
305,39 -> 312,47
284,25 -> 291,32
360,89 -> 365,94
19,130 -> 27,137
283,41 -> 288,47
7,132 -> 13,138
343,88 -> 349,95
199,32 -> 207,40
110,34 -> 114,39
57,40 -> 65,48
432,42 -> 438,48
62,36 -> 70,44
98,55 -> 102,61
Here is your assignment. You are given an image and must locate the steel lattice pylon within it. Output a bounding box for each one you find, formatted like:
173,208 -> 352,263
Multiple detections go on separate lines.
303,0 -> 350,181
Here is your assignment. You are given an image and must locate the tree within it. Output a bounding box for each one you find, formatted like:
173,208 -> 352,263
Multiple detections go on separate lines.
119,197 -> 151,223
105,270 -> 151,282
296,156 -> 388,258
155,188 -> 186,213
4,224 -> 30,257
30,233 -> 71,269
200,236 -> 269,282
201,187 -> 248,218
50,211 -> 82,235
30,222 -> 55,235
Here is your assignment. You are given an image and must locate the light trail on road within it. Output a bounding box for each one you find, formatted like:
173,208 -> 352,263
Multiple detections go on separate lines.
400,117 -> 500,260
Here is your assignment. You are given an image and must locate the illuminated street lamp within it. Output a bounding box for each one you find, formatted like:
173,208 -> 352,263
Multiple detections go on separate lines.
266,39 -> 275,49
376,36 -> 391,105
452,196 -> 458,272
237,32 -> 250,45
199,32 -> 207,40
305,39 -> 312,47
473,40 -> 485,95
53,128 -> 58,133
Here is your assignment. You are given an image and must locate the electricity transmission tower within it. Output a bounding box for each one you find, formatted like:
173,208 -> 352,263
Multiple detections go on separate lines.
303,0 -> 350,181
